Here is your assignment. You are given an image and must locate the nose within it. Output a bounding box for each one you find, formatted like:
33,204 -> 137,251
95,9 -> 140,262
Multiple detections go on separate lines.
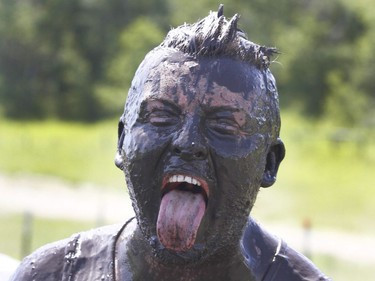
173,141 -> 207,160
172,121 -> 208,161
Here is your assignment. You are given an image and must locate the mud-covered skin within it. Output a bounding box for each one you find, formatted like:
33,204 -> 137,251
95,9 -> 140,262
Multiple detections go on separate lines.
118,49 -> 284,267
119,226 -> 253,281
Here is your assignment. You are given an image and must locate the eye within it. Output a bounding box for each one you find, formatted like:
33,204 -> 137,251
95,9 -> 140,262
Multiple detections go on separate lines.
207,117 -> 240,135
139,100 -> 181,127
149,109 -> 179,127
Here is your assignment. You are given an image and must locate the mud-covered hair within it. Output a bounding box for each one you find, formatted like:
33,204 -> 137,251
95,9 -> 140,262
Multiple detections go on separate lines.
160,4 -> 277,70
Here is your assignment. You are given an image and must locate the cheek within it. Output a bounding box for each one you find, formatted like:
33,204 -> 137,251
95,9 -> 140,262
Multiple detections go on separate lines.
208,133 -> 266,159
209,134 -> 268,188
123,125 -> 172,161
123,126 -> 173,196
123,127 -> 170,233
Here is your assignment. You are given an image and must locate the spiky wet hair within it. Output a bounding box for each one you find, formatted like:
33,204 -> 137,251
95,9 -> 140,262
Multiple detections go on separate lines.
160,5 -> 277,69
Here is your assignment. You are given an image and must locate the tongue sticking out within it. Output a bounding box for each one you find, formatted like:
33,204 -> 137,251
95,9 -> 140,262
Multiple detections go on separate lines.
157,189 -> 206,252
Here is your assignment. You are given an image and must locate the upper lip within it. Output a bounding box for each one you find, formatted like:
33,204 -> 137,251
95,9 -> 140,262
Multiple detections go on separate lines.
162,174 -> 210,198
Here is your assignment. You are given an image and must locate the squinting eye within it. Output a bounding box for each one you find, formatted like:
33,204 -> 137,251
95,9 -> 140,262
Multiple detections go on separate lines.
207,118 -> 240,135
149,110 -> 178,126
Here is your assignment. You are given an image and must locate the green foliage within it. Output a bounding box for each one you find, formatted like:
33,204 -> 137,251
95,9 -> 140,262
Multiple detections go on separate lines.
95,18 -> 164,116
325,71 -> 368,125
0,0 -> 374,125
274,0 -> 367,117
0,0 -> 168,121
193,0 -> 375,127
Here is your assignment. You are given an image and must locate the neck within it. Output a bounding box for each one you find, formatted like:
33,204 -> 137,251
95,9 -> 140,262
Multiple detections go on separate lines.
121,227 -> 254,281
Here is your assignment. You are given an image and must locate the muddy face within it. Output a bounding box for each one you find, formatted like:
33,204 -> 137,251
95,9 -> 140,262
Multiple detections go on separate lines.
119,49 -> 279,263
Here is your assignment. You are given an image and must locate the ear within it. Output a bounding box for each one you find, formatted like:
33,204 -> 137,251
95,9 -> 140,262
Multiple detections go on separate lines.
261,138 -> 285,188
114,120 -> 125,170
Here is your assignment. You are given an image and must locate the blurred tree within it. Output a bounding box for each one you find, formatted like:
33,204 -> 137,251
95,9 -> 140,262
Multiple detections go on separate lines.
0,1 -> 49,119
277,0 -> 367,119
182,0 -> 374,126
331,0 -> 375,127
95,17 -> 164,117
0,0 -> 168,121
0,0 -> 374,125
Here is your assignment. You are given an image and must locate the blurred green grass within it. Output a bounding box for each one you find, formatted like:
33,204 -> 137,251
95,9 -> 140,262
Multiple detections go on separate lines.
0,118 -> 123,188
0,213 -> 95,260
313,254 -> 375,280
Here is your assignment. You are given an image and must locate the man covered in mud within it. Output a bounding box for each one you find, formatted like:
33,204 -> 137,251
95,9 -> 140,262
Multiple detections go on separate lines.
12,6 -> 329,281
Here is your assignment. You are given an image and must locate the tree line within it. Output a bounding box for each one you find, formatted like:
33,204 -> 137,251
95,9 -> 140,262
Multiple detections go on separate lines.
0,0 -> 373,126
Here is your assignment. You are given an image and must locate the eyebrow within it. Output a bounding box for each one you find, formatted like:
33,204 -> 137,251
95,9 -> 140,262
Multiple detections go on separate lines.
203,105 -> 244,114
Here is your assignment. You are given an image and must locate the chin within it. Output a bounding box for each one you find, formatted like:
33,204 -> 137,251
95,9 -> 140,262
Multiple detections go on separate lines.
151,239 -> 209,265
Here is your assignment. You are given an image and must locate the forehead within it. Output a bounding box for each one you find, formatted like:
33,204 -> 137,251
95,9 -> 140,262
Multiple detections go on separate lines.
140,55 -> 266,109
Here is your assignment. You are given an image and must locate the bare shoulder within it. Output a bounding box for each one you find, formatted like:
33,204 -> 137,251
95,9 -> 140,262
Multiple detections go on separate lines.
10,223 -> 127,281
10,236 -> 70,281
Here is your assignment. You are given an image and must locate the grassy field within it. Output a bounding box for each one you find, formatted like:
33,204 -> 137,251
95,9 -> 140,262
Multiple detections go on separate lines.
313,254 -> 375,280
0,113 -> 374,280
0,119 -> 123,187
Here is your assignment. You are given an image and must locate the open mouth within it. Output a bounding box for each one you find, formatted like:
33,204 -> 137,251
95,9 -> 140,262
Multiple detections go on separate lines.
161,174 -> 209,205
157,174 -> 209,252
